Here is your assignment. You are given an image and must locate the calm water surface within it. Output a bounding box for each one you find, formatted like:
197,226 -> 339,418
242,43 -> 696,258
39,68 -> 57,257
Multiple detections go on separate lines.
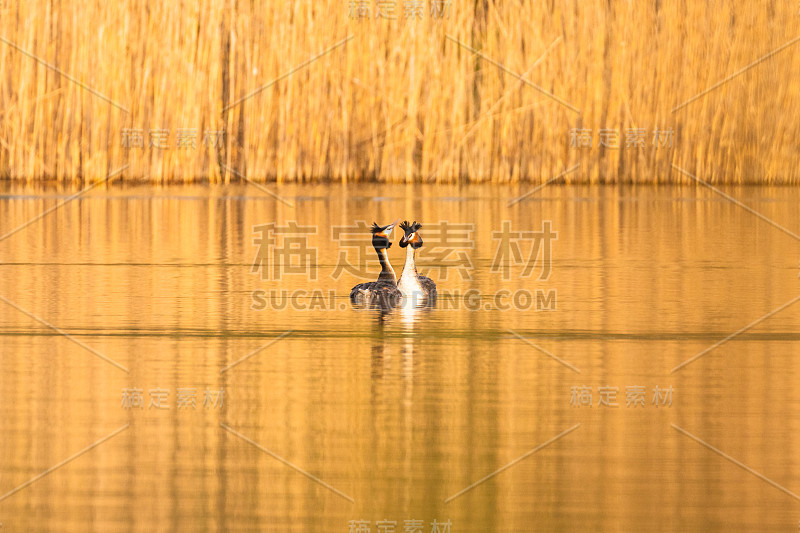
0,183 -> 799,532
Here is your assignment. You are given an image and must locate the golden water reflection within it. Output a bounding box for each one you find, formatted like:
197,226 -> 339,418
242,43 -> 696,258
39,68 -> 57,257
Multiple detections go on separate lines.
0,183 -> 799,531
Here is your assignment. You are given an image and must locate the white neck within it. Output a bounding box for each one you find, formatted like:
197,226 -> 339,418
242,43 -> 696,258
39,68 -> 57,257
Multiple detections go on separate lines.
398,246 -> 423,296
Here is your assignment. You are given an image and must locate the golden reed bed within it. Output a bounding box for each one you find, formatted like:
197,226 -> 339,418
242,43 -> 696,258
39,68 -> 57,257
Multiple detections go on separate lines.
0,1 -> 798,184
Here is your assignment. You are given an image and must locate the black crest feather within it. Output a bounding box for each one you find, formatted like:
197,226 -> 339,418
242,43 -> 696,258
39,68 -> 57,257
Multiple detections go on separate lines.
370,222 -> 382,234
400,220 -> 422,233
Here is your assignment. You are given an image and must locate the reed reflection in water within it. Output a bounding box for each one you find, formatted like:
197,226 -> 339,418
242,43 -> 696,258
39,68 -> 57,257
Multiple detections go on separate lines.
0,183 -> 799,531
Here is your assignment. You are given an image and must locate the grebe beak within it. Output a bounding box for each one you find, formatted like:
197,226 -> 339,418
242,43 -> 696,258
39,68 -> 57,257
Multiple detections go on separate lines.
384,218 -> 400,237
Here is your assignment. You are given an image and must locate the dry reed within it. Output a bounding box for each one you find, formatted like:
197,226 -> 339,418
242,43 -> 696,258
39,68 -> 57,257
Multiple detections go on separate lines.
0,0 -> 799,184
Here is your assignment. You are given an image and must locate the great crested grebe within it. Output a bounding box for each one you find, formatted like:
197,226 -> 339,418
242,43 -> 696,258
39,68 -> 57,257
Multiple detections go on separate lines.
397,220 -> 437,299
349,220 -> 402,304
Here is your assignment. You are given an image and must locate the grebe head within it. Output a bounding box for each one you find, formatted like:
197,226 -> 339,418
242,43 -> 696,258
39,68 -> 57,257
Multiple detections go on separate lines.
371,219 -> 399,250
399,220 -> 423,249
